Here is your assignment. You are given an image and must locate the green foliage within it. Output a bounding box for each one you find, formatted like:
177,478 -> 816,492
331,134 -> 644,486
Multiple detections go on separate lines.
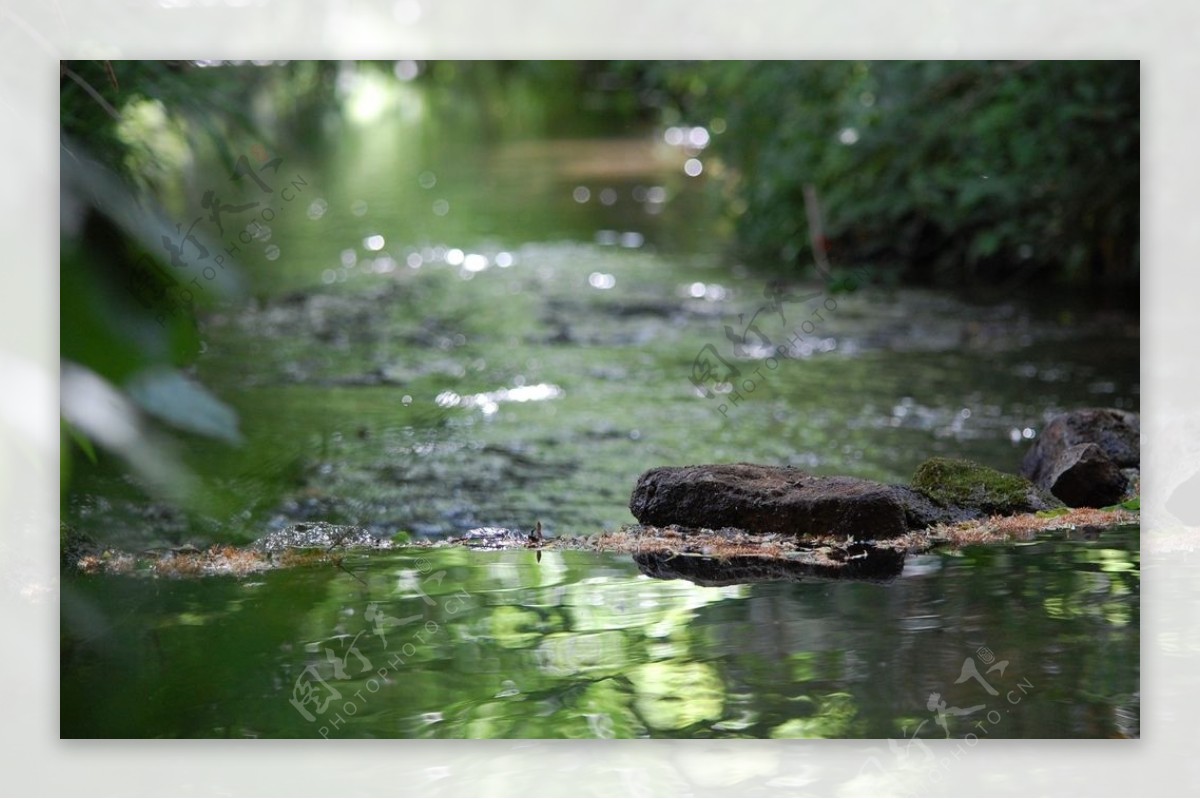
416,61 -> 653,138
63,61 -> 247,188
635,61 -> 1139,290
60,149 -> 237,513
126,368 -> 242,443
63,420 -> 97,465
60,62 -> 262,514
60,62 -> 357,515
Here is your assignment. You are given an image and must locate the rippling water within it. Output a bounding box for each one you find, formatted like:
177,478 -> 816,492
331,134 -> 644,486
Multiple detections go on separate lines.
61,525 -> 1138,738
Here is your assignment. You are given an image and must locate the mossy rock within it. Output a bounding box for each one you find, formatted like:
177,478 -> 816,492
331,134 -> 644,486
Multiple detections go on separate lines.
911,457 -> 1063,516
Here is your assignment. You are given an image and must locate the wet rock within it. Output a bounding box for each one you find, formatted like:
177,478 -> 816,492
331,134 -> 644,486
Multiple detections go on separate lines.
629,463 -> 928,539
1021,408 -> 1139,492
629,460 -> 1067,539
1020,408 -> 1139,507
911,457 -> 1062,517
1037,442 -> 1130,508
891,487 -> 957,529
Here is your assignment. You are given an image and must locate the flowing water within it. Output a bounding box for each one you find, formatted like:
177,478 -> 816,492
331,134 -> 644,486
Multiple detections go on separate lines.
61,80 -> 1139,738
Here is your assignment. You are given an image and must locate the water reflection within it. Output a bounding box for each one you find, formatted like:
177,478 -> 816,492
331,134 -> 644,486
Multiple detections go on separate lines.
634,547 -> 905,586
61,526 -> 1138,738
435,382 -> 564,417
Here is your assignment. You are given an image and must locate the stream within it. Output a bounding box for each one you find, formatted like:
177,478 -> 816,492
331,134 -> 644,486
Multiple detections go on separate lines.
61,80 -> 1139,738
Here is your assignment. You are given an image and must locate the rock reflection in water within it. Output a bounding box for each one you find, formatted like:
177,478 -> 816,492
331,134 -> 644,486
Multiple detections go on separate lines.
633,544 -> 906,586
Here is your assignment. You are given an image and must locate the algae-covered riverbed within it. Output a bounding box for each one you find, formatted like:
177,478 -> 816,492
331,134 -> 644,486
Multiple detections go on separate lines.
61,78 -> 1139,739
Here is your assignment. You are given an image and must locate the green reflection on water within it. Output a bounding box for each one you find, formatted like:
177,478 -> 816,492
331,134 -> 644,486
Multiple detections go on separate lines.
61,526 -> 1138,739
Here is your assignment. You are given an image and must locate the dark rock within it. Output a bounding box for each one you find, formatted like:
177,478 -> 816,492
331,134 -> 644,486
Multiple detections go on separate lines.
633,544 -> 906,586
1041,443 -> 1129,508
1021,408 -> 1140,490
1020,408 -> 1139,507
890,486 -> 954,529
1121,468 -> 1141,492
628,460 -> 1070,540
629,463 -> 928,539
911,457 -> 1062,517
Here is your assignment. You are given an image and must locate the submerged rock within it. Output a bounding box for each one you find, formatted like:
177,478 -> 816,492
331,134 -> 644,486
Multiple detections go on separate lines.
910,457 -> 1062,518
1021,408 -> 1139,506
629,463 -> 940,539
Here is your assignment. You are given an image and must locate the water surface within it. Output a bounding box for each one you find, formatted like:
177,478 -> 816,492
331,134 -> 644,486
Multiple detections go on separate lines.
62,525 -> 1138,739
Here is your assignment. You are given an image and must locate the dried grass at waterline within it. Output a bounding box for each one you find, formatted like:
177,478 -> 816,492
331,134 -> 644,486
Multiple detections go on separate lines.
74,545 -> 342,578
921,506 -> 1138,547
72,507 -> 1138,579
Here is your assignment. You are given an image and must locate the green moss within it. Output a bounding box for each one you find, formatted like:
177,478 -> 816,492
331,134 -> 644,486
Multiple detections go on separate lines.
911,457 -> 1052,513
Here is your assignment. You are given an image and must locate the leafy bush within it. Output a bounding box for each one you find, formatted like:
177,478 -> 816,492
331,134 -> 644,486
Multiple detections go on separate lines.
635,61 -> 1139,290
59,61 -> 268,509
